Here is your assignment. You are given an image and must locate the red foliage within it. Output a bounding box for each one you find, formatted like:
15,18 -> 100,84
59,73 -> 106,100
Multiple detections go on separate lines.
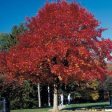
1,1 -> 112,84
0,52 -> 7,73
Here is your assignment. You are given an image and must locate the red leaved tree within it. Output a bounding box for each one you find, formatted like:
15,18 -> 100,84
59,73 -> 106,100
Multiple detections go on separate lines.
3,1 -> 112,112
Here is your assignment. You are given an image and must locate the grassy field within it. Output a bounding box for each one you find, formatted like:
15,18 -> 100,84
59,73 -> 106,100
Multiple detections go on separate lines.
66,102 -> 109,108
11,108 -> 50,112
11,102 -> 109,112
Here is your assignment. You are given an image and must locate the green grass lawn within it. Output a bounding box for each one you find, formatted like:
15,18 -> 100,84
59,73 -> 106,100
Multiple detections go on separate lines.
65,102 -> 109,110
11,102 -> 110,112
11,108 -> 50,112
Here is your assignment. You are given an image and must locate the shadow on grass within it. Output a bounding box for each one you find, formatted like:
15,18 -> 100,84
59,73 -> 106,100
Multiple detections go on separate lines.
63,103 -> 110,111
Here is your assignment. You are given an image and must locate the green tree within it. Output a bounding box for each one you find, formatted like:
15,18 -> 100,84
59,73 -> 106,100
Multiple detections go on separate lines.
0,24 -> 27,51
0,33 -> 11,51
104,76 -> 112,106
9,23 -> 27,48
0,24 -> 28,109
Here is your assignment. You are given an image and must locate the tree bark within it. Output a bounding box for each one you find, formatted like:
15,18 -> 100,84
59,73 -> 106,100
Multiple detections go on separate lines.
38,83 -> 41,108
52,84 -> 59,112
48,85 -> 51,107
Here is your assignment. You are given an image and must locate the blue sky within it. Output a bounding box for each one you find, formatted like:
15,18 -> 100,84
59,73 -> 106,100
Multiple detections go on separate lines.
0,0 -> 112,39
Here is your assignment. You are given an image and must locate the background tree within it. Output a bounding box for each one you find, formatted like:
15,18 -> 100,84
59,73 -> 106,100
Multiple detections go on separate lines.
103,76 -> 112,106
0,33 -> 11,51
0,23 -> 44,109
2,1 -> 112,112
0,24 -> 31,109
63,80 -> 100,103
0,24 -> 27,51
10,23 -> 27,46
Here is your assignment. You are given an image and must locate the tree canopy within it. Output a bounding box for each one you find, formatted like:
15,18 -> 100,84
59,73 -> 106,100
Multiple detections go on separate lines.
1,1 -> 112,85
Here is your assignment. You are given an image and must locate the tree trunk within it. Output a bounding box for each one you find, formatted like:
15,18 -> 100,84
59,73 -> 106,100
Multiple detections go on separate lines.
48,85 -> 51,107
52,84 -> 59,112
110,96 -> 112,107
38,83 -> 41,108
109,91 -> 112,107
